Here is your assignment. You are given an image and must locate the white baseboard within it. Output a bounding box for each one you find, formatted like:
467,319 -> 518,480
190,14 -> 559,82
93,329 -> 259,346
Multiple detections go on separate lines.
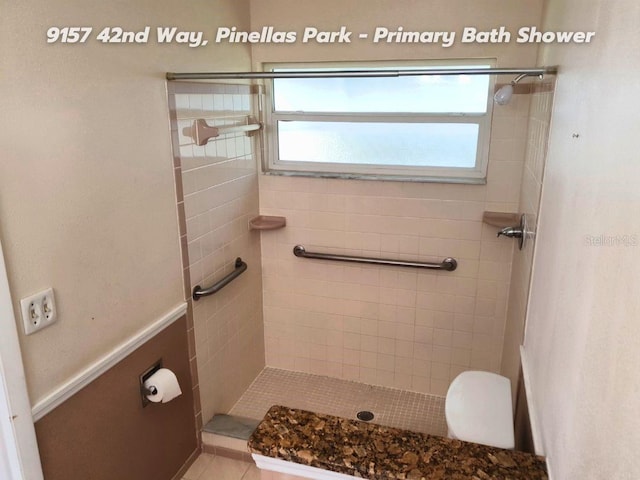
31,303 -> 187,421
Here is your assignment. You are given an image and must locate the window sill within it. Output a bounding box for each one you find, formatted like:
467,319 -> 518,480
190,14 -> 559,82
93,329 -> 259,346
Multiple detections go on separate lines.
262,169 -> 487,185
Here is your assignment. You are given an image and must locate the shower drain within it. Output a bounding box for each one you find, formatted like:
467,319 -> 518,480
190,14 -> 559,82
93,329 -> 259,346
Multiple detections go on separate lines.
356,410 -> 374,422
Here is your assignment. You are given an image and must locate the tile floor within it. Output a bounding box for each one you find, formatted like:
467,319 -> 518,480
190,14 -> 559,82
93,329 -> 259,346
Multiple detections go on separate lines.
182,453 -> 258,480
228,367 -> 447,436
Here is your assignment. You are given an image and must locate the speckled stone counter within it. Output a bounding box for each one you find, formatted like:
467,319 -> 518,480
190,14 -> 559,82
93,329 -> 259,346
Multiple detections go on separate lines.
248,405 -> 547,480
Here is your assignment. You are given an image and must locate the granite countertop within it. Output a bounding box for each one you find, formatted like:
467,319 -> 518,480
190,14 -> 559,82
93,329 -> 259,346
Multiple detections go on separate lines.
248,405 -> 547,480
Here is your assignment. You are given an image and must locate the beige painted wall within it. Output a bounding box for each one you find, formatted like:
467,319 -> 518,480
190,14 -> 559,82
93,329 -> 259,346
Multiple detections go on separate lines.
251,0 -> 545,395
0,1 -> 251,402
250,0 -> 544,68
524,0 -> 640,478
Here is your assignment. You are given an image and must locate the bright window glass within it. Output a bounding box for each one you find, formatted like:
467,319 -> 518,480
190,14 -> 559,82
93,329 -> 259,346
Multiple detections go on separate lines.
264,61 -> 494,182
273,71 -> 490,114
278,121 -> 479,168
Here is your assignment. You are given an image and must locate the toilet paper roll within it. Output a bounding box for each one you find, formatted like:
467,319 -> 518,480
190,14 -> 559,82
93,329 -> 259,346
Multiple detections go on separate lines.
144,368 -> 182,404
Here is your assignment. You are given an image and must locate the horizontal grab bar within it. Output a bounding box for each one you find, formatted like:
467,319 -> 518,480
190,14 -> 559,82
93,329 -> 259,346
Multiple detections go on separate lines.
192,257 -> 247,301
293,245 -> 457,271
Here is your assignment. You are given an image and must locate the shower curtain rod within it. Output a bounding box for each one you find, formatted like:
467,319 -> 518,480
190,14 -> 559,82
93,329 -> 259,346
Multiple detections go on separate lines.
166,67 -> 557,81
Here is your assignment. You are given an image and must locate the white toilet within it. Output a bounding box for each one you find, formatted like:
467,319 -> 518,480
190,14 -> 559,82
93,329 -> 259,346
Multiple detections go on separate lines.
445,371 -> 515,449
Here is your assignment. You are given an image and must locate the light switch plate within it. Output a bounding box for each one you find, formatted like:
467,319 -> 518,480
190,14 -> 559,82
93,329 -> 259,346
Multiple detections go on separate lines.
20,288 -> 57,335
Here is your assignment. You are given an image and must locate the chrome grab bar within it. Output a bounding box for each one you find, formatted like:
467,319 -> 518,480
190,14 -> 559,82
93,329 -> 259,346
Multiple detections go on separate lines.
293,245 -> 457,271
167,67 -> 558,81
192,257 -> 247,301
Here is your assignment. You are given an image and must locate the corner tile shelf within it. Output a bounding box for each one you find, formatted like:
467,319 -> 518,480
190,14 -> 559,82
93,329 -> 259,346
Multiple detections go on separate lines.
483,211 -> 520,228
249,215 -> 286,231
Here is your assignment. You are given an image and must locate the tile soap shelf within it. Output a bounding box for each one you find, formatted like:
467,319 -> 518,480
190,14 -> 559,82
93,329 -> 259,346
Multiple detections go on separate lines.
482,211 -> 520,228
249,215 -> 286,231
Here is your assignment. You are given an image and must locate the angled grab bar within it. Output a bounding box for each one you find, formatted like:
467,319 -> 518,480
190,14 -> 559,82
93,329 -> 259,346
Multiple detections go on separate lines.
293,245 -> 457,271
192,257 -> 247,301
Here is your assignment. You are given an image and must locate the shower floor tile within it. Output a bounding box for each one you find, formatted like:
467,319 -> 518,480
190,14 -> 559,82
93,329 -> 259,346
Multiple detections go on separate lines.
229,367 -> 447,437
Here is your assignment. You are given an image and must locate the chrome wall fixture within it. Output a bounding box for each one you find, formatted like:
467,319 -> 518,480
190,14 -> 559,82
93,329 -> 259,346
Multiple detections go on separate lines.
192,257 -> 247,300
497,214 -> 527,250
293,245 -> 457,271
166,67 -> 557,81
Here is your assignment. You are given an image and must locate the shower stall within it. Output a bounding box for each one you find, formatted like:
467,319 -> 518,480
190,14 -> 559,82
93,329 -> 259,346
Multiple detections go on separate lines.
166,65 -> 556,451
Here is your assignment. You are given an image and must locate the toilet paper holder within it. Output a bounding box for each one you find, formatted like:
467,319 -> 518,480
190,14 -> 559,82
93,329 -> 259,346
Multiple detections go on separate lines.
139,359 -> 163,407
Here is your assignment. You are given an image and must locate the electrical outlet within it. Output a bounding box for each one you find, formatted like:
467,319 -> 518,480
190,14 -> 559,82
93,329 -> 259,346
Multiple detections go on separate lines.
20,288 -> 57,335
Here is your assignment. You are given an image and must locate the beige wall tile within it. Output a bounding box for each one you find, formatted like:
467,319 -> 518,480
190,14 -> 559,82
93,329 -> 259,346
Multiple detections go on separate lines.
172,84 -> 265,422
500,86 -> 555,402
251,2 -> 543,395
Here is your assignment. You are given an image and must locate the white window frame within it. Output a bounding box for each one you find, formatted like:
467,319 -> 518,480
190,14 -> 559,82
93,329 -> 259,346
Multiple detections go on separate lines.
262,59 -> 496,184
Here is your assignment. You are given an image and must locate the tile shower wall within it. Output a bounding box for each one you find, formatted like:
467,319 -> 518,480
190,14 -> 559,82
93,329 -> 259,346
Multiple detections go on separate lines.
168,82 -> 265,425
500,81 -> 555,400
259,95 -> 531,395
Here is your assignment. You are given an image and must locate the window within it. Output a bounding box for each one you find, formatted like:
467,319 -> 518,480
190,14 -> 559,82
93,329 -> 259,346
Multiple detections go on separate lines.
262,60 -> 495,183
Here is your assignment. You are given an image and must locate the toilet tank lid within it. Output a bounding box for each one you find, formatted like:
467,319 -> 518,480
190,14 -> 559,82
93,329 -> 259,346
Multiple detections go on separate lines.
445,371 -> 514,449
